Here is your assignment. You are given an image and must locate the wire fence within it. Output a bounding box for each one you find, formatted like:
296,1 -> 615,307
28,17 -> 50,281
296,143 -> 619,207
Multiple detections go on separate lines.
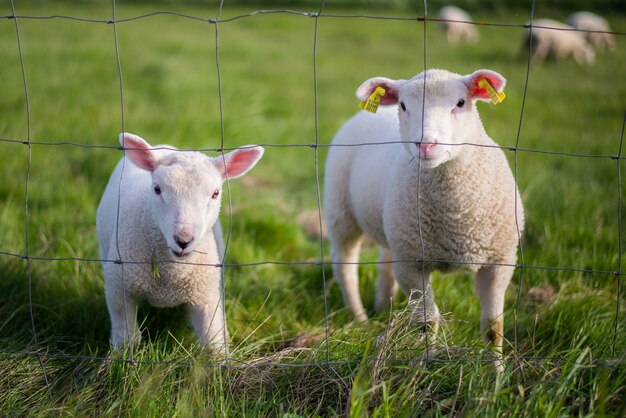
1,0 -> 625,385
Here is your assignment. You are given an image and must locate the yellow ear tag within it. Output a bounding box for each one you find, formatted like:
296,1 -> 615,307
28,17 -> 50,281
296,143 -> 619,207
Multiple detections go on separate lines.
359,86 -> 386,113
478,79 -> 506,105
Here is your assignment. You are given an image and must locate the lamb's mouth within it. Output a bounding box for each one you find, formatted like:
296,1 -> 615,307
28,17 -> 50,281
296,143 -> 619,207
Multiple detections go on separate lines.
171,249 -> 192,258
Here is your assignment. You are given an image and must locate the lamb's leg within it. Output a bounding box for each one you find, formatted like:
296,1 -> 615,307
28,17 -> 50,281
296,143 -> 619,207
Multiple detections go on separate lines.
393,262 -> 440,336
105,285 -> 140,348
532,40 -> 550,64
188,302 -> 229,354
447,30 -> 456,45
475,264 -> 513,372
331,236 -> 367,322
375,247 -> 398,313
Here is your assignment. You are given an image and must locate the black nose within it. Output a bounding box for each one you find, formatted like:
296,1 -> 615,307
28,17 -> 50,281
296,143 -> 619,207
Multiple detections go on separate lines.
175,236 -> 193,250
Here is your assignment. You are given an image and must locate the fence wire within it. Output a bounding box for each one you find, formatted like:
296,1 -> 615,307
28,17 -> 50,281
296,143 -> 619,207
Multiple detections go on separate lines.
1,1 -> 625,380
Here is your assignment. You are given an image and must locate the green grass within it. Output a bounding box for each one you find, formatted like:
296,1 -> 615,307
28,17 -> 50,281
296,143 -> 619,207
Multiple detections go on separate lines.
1,1 -> 626,416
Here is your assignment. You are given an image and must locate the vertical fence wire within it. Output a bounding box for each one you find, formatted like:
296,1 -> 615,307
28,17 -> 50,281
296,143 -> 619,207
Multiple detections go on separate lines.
110,0 -> 136,366
613,112 -> 625,357
211,0 -> 230,362
513,0 -> 535,358
312,0 -> 331,364
417,0 -> 431,361
9,0 -> 50,387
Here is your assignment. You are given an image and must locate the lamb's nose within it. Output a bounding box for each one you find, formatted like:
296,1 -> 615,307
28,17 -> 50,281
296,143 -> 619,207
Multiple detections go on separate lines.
175,235 -> 194,250
417,138 -> 437,156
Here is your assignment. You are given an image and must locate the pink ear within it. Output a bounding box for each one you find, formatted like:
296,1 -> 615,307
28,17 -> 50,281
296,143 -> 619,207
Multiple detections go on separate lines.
215,146 -> 264,180
355,77 -> 403,106
465,70 -> 506,102
120,133 -> 158,172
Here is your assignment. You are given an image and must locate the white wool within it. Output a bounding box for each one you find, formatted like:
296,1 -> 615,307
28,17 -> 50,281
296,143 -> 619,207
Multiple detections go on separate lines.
97,133 -> 263,350
324,69 -> 524,370
567,11 -> 615,51
438,6 -> 479,44
524,18 -> 595,64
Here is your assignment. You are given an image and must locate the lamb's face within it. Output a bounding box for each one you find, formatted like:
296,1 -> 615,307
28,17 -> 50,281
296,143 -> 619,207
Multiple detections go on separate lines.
151,153 -> 222,259
355,68 -> 506,170
120,133 -> 265,260
397,75 -> 474,169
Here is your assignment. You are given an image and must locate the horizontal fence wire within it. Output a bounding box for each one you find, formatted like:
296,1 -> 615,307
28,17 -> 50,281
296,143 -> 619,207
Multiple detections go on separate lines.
2,9 -> 626,36
2,346 -> 625,368
1,2 -> 625,378
0,251 -> 623,278
1,138 -> 626,161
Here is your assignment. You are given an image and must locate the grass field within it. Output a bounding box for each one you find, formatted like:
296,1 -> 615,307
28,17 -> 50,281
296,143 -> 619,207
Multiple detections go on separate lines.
1,1 -> 625,416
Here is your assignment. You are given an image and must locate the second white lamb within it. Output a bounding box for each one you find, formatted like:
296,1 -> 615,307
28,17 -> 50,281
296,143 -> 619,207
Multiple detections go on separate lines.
325,69 -> 524,370
97,133 -> 264,351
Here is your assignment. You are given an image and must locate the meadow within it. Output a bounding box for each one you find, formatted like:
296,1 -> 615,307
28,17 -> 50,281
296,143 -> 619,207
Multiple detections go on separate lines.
0,1 -> 625,416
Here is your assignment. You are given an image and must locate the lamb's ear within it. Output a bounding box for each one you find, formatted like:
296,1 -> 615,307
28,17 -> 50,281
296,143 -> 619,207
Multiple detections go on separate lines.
465,69 -> 506,102
214,145 -> 264,180
355,77 -> 403,106
120,132 -> 159,172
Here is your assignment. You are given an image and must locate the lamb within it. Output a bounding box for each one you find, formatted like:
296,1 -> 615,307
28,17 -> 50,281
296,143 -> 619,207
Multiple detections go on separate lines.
97,132 -> 264,350
567,11 -> 615,52
324,69 -> 524,369
438,6 -> 479,44
522,18 -> 595,65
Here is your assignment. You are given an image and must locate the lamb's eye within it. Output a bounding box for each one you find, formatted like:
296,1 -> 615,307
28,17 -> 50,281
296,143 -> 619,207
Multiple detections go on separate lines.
211,189 -> 220,199
154,185 -> 161,195
400,102 -> 406,111
456,99 -> 465,108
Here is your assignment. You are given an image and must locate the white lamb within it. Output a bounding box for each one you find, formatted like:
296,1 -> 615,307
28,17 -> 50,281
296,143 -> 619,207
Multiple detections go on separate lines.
324,69 -> 524,368
567,11 -> 615,52
97,133 -> 264,350
523,18 -> 595,65
438,6 -> 479,44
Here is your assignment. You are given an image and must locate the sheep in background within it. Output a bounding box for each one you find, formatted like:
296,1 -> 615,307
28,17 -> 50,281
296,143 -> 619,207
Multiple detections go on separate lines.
522,18 -> 595,65
325,69 -> 524,371
97,133 -> 264,350
438,6 -> 479,44
567,11 -> 615,52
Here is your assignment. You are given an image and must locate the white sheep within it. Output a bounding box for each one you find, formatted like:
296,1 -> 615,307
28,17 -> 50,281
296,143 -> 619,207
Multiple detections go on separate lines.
438,6 -> 479,44
324,69 -> 524,368
567,11 -> 615,52
523,18 -> 595,65
97,133 -> 264,350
